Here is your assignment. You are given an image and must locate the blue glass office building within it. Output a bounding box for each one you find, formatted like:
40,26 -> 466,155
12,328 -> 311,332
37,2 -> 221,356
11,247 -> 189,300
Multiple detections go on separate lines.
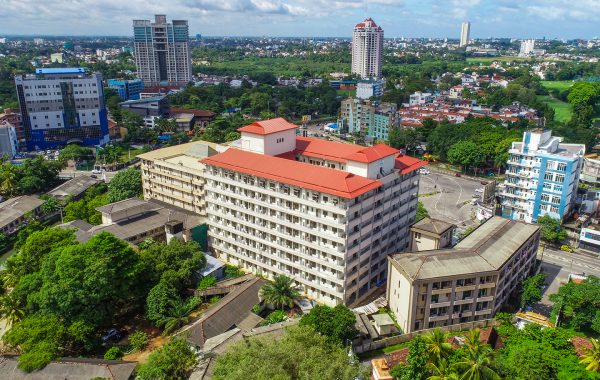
108,79 -> 144,100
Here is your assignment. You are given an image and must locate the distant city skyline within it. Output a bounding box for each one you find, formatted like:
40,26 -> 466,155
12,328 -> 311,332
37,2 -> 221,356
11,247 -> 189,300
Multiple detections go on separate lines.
0,0 -> 599,39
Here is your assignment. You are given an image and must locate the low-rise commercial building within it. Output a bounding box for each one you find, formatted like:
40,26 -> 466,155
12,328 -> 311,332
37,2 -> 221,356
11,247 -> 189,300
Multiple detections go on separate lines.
139,141 -> 223,215
118,96 -> 169,128
46,175 -> 99,202
356,79 -> 384,100
581,154 -> 600,188
107,78 -> 144,101
0,195 -> 45,235
202,117 -> 426,306
387,216 -> 540,333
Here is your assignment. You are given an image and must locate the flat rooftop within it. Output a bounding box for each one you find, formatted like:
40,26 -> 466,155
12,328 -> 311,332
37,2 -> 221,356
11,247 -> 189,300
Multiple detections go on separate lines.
389,216 -> 539,280
47,175 -> 99,200
137,141 -> 220,166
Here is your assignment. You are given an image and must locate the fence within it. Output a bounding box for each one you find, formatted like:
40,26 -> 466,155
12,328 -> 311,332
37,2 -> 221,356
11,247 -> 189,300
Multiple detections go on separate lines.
353,318 -> 498,354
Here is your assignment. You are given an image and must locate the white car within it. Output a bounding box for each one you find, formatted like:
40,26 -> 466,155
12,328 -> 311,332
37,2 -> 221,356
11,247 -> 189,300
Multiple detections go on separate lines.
419,168 -> 430,175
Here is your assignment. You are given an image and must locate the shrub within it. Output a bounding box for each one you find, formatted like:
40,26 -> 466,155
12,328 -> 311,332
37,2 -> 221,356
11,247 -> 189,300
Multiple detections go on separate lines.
104,346 -> 123,360
261,310 -> 287,326
197,275 -> 217,289
129,330 -> 149,352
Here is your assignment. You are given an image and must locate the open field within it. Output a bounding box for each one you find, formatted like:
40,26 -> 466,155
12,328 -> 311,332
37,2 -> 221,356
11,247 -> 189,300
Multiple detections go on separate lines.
540,80 -> 575,92
537,95 -> 572,122
336,89 -> 355,98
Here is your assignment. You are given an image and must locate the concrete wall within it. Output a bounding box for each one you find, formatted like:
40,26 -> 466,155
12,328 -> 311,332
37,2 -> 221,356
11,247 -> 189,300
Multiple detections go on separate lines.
239,129 -> 296,156
387,261 -> 414,334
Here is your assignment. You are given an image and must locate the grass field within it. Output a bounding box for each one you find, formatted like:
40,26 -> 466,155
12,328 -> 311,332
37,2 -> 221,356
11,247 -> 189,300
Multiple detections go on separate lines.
537,95 -> 573,122
540,80 -> 575,92
466,56 -> 530,64
336,89 -> 355,98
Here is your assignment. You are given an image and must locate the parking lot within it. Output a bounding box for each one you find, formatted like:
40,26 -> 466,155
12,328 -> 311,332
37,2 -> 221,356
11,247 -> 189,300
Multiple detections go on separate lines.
418,171 -> 484,230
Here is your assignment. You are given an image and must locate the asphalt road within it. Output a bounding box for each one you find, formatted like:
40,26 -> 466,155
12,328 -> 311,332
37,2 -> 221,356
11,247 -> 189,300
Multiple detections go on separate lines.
535,247 -> 600,316
418,172 -> 483,230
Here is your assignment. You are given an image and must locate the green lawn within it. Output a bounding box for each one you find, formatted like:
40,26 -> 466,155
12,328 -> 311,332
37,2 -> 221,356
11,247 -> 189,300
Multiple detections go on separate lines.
537,95 -> 573,122
540,80 -> 575,92
118,148 -> 145,164
336,89 -> 355,98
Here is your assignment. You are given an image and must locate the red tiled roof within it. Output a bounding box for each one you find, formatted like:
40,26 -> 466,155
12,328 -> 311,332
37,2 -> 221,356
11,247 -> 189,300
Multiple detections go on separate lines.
384,347 -> 409,368
238,118 -> 298,135
395,155 -> 428,174
355,17 -> 380,29
571,336 -> 593,357
293,137 -> 364,163
201,148 -> 383,199
345,144 -> 400,163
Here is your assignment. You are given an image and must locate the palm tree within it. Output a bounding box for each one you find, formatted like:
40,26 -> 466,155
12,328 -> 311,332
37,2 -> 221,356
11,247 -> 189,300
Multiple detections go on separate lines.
424,328 -> 453,364
0,293 -> 24,326
452,344 -> 500,380
580,338 -> 600,372
259,275 -> 300,310
157,297 -> 200,335
464,328 -> 485,356
0,165 -> 18,197
427,359 -> 459,380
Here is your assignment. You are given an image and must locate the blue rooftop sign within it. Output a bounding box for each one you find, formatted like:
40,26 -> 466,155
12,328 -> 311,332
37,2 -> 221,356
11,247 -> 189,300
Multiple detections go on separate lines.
35,67 -> 86,75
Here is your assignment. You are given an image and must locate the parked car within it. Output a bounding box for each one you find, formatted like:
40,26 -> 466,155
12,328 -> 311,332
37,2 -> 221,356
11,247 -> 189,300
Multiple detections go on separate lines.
419,168 -> 430,175
101,328 -> 125,345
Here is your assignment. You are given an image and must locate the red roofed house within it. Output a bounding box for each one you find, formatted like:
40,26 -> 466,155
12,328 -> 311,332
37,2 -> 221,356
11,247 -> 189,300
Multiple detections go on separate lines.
201,117 -> 426,306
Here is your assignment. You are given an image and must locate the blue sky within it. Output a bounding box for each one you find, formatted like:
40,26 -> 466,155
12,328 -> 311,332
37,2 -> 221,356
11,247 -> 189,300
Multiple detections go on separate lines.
0,0 -> 598,39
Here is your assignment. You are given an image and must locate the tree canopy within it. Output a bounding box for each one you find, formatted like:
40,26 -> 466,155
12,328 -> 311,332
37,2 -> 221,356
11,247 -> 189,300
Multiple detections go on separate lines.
537,215 -> 567,244
106,167 -> 142,203
212,326 -> 363,380
136,338 -> 198,380
550,275 -> 600,334
299,304 -> 358,344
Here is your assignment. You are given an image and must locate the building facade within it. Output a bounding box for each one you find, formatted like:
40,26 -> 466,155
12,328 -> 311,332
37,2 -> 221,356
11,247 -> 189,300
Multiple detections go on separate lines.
520,40 -> 535,56
387,216 -> 540,333
15,68 -> 109,150
118,96 -> 169,128
580,155 -> 600,188
460,22 -> 471,47
201,118 -> 426,306
133,15 -> 192,86
501,129 -> 585,223
356,79 -> 385,100
340,98 -> 398,141
108,79 -> 144,101
0,122 -> 19,158
351,18 -> 383,79
0,108 -> 22,143
139,141 -> 222,215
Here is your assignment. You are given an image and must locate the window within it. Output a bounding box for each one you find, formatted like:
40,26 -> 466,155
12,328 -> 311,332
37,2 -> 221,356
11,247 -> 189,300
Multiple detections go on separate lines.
543,182 -> 552,191
544,172 -> 553,181
555,174 -> 565,183
552,196 -> 561,204
557,162 -> 567,171
541,194 -> 550,202
414,232 -> 422,240
550,206 -> 559,213
554,185 -> 563,193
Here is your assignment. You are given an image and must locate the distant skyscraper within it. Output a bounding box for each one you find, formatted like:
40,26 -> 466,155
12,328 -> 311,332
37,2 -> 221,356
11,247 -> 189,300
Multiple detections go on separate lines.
519,39 -> 536,56
460,21 -> 471,47
351,18 -> 383,79
132,15 -> 191,86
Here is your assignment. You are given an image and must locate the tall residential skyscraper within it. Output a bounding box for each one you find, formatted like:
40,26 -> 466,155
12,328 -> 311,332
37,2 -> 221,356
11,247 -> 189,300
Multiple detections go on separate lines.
15,68 -> 109,150
460,21 -> 471,47
519,39 -> 536,56
351,18 -> 383,79
500,129 -> 585,224
132,15 -> 192,86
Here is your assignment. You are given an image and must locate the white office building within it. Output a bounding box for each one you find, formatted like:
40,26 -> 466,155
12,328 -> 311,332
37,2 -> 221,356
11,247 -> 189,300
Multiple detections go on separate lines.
201,118 -> 426,306
356,79 -> 385,100
460,22 -> 471,47
351,18 -> 384,79
500,129 -> 585,223
133,15 -> 192,86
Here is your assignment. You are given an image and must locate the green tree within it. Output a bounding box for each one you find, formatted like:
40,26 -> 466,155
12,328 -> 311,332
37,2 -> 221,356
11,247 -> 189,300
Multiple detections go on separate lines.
259,275 -> 300,310
0,292 -> 24,326
388,127 -> 420,151
129,330 -> 149,352
58,144 -> 94,163
580,339 -> 600,373
447,141 -> 485,174
550,276 -> 600,332
417,201 -> 430,222
197,275 -> 217,289
423,328 -> 453,364
537,215 -> 567,243
520,273 -> 546,308
427,359 -> 459,380
106,167 -> 142,203
212,325 -> 362,380
452,344 -> 499,380
104,346 -> 123,360
136,338 -> 197,380
146,281 -> 181,325
391,335 -> 430,380
157,296 -> 200,335
40,197 -> 59,216
299,304 -> 358,344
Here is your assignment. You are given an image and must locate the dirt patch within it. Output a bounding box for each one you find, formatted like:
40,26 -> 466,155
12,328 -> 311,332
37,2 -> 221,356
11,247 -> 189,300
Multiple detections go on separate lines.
123,334 -> 169,363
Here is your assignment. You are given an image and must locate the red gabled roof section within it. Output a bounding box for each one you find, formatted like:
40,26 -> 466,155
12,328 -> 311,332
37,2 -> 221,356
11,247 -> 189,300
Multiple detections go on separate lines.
294,137 -> 364,163
201,148 -> 382,199
345,144 -> 400,163
395,154 -> 428,174
355,18 -> 380,28
238,118 -> 298,135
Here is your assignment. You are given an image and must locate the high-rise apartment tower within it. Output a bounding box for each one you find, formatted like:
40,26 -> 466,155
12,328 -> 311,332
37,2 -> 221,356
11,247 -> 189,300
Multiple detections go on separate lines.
132,15 -> 192,86
460,22 -> 471,47
351,18 -> 383,79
